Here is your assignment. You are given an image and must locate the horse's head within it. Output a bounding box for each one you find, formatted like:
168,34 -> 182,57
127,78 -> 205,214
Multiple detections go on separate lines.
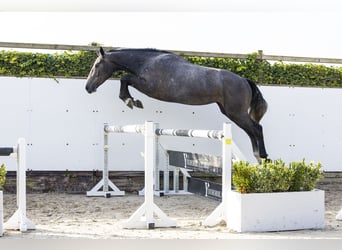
85,47 -> 117,94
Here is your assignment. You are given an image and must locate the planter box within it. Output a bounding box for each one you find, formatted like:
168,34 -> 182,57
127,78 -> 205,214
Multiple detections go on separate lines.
226,189 -> 325,232
0,191 -> 3,237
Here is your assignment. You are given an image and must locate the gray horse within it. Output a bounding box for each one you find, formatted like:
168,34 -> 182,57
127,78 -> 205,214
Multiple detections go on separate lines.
85,47 -> 268,161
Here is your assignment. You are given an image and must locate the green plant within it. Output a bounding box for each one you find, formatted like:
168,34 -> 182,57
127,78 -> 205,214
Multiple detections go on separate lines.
1,49 -> 342,87
231,160 -> 256,193
232,159 -> 323,193
0,50 -> 98,79
0,164 -> 6,190
289,160 -> 324,191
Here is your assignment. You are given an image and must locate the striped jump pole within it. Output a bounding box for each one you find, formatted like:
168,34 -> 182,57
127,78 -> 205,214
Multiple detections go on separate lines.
155,128 -> 224,140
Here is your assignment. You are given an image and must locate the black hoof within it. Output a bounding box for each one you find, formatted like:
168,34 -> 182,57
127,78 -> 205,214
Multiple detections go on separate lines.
265,158 -> 272,163
259,158 -> 272,164
134,100 -> 144,109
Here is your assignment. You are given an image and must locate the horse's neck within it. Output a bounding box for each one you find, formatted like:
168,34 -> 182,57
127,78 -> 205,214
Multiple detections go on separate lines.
108,51 -> 160,74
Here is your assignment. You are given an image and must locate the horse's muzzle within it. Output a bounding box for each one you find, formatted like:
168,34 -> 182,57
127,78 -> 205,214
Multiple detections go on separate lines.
85,84 -> 96,94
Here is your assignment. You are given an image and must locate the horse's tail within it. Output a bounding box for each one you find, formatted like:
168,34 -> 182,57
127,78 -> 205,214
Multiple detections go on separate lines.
246,79 -> 268,123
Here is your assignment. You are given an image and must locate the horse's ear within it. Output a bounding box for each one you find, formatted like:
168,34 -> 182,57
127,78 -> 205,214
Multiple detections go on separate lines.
99,47 -> 105,57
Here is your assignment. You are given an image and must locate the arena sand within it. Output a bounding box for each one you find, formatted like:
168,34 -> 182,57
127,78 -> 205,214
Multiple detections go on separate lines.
1,191 -> 342,239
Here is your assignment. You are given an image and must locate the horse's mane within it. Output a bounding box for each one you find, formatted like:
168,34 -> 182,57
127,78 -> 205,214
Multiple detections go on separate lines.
108,48 -> 172,54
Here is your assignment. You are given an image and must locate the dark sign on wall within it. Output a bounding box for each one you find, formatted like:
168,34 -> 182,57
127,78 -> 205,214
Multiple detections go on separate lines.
168,150 -> 222,175
188,178 -> 222,201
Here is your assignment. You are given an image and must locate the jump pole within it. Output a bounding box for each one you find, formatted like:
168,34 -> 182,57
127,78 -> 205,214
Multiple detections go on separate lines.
2,138 -> 35,232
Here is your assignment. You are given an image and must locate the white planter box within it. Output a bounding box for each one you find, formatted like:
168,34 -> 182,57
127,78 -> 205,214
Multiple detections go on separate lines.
226,189 -> 325,232
0,191 -> 3,237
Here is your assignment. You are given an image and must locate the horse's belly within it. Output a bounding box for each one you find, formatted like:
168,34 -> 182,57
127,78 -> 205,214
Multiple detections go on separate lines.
136,66 -> 223,105
140,82 -> 220,105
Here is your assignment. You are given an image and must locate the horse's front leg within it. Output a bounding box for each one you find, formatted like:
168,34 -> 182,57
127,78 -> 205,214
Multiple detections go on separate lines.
119,75 -> 144,109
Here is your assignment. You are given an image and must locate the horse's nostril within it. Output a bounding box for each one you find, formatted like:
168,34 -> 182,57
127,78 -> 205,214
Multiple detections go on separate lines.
86,85 -> 92,93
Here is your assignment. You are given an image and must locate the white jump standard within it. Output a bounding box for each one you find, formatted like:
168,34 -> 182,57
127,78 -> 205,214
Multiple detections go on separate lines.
0,138 -> 35,235
86,123 -> 125,197
103,121 -> 176,229
124,122 -> 177,229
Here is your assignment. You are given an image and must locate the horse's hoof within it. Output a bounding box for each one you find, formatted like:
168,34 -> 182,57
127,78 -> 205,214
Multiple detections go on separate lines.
125,99 -> 134,109
134,100 -> 144,109
265,158 -> 272,163
258,157 -> 272,164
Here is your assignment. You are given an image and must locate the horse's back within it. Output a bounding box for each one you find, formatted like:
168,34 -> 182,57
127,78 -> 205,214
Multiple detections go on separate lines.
154,53 -> 246,86
148,52 -> 188,68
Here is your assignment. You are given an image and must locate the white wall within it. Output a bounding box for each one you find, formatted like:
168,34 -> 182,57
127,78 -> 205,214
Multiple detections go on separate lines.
261,86 -> 342,170
0,77 -> 341,171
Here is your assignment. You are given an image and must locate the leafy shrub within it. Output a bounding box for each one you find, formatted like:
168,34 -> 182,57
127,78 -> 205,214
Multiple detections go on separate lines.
231,160 -> 256,193
0,164 -> 6,190
232,159 -> 323,193
1,50 -> 342,87
0,50 -> 97,79
289,160 -> 324,191
185,54 -> 342,87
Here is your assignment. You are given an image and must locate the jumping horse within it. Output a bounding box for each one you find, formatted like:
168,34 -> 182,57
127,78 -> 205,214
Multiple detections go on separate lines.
85,47 -> 268,161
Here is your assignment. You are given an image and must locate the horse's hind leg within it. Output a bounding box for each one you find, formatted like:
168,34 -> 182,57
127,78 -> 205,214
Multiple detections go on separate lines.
218,103 -> 267,161
235,115 -> 267,161
119,74 -> 144,109
234,114 -> 267,161
235,116 -> 263,160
